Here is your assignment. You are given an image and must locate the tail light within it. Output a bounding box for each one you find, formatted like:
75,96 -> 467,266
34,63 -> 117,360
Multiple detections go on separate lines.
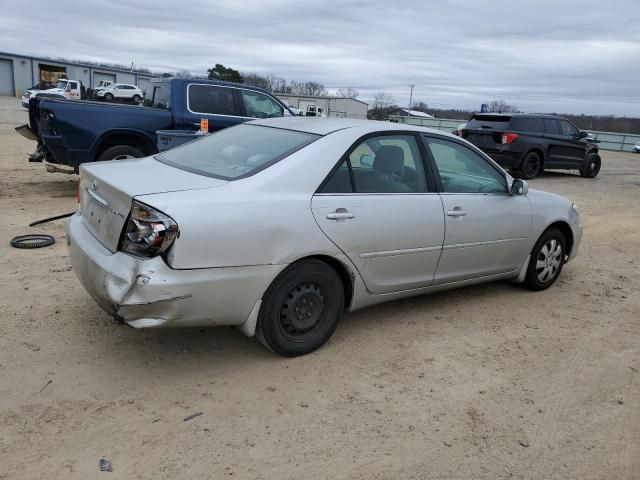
120,201 -> 179,258
501,133 -> 519,144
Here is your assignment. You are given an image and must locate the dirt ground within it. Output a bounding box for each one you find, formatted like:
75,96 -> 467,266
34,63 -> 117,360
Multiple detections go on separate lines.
0,96 -> 638,480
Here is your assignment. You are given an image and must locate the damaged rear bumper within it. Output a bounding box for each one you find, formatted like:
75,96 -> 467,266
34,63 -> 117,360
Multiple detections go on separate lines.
67,213 -> 281,330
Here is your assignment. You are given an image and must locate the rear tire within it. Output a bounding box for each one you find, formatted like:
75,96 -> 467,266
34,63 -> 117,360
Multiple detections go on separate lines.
523,228 -> 566,291
580,152 -> 601,178
97,145 -> 144,161
520,152 -> 542,179
132,95 -> 141,104
256,260 -> 344,357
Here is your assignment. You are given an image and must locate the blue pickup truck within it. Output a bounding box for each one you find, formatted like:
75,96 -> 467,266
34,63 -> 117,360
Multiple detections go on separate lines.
20,78 -> 292,171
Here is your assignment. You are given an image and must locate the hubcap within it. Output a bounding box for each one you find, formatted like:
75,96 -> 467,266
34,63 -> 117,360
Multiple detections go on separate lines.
112,154 -> 136,160
280,282 -> 325,338
536,239 -> 563,282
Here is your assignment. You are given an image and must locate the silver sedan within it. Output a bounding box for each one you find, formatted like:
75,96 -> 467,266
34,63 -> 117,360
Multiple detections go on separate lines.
67,118 -> 582,356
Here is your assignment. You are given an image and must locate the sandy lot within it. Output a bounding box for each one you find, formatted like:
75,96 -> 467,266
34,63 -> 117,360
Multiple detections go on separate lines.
0,96 -> 638,479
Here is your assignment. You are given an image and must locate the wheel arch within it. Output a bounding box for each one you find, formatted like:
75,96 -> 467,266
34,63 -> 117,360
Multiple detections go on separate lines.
522,146 -> 546,167
542,220 -> 574,258
91,129 -> 157,161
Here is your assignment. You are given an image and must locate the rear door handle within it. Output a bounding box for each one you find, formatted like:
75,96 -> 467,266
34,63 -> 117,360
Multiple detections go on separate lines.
446,209 -> 467,217
326,211 -> 355,220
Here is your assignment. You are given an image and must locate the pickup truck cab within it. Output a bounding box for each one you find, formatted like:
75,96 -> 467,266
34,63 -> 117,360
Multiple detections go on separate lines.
21,78 -> 292,170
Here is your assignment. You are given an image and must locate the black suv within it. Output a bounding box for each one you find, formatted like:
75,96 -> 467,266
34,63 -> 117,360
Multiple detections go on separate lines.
462,113 -> 601,179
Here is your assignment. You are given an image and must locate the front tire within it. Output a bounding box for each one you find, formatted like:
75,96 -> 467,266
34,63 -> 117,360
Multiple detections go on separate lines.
524,228 -> 566,291
580,152 -> 601,178
256,260 -> 345,357
104,93 -> 113,101
97,145 -> 144,161
520,152 -> 542,179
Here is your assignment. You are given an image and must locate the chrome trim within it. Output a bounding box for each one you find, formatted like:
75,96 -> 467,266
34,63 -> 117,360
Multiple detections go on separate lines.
85,188 -> 108,208
185,83 -> 285,118
443,237 -> 527,250
359,245 -> 442,259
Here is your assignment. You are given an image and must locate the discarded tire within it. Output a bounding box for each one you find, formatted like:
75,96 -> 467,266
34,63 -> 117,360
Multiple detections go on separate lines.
10,234 -> 55,249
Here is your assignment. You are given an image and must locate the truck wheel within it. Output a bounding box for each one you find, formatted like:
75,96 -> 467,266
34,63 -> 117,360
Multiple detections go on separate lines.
104,93 -> 113,101
580,153 -> 601,178
97,145 -> 144,161
519,152 -> 542,179
132,95 -> 141,104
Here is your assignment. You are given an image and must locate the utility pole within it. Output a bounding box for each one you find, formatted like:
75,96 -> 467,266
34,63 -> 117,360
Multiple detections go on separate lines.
408,84 -> 415,112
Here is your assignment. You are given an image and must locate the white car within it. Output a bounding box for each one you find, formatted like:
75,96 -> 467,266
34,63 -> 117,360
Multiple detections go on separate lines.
94,83 -> 144,103
68,118 -> 582,356
633,142 -> 640,154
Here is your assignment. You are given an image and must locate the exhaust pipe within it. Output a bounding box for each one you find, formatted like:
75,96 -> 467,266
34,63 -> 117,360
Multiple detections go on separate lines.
44,163 -> 75,175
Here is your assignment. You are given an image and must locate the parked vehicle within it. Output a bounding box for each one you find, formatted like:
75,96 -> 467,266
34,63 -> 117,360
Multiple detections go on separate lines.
462,113 -> 600,179
18,78 -> 293,171
21,79 -> 84,108
93,83 -> 144,104
304,104 -> 326,117
633,142 -> 640,153
67,118 -> 582,356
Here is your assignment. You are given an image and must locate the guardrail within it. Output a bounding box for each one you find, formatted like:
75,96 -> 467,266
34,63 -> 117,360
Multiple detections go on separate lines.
387,115 -> 640,153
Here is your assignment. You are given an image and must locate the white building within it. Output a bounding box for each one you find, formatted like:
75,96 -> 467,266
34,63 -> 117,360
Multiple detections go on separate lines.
0,51 -> 156,97
277,94 -> 368,119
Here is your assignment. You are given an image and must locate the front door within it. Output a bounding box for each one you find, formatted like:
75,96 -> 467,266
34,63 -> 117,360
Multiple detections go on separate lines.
312,133 -> 445,294
543,118 -> 587,167
422,135 -> 532,284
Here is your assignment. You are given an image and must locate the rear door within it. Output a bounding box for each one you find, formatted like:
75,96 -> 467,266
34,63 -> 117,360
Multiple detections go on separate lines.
182,83 -> 245,132
312,133 -> 445,294
423,135 -> 532,284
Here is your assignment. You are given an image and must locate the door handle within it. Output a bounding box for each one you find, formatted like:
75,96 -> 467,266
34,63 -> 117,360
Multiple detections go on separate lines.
446,209 -> 467,217
326,211 -> 355,220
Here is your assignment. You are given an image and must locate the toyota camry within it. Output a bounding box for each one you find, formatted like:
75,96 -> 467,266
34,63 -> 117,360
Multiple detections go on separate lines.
67,118 -> 582,356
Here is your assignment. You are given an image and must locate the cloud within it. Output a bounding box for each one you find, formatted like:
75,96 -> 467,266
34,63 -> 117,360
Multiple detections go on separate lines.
1,0 -> 639,114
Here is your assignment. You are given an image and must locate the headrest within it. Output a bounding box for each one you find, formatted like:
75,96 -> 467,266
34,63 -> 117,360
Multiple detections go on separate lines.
373,145 -> 404,175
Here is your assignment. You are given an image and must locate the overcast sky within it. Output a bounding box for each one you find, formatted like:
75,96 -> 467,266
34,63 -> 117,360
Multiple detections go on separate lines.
2,0 -> 639,115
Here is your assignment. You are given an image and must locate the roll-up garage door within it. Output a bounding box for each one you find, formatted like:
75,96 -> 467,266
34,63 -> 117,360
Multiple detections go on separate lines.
0,59 -> 15,96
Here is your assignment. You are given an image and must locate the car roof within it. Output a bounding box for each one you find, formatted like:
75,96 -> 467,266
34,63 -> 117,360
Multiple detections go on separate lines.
249,117 -> 452,137
472,112 -> 568,120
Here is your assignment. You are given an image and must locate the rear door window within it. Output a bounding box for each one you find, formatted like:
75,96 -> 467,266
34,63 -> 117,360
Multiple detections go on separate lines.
188,84 -> 238,116
143,82 -> 171,109
544,119 -> 560,135
466,115 -> 512,130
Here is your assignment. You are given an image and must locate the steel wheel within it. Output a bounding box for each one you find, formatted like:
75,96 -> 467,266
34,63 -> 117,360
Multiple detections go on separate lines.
536,238 -> 563,283
279,282 -> 325,342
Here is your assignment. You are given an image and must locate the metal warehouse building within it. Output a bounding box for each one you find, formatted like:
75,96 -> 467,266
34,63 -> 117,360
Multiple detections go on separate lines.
276,94 -> 368,119
0,51 -> 156,97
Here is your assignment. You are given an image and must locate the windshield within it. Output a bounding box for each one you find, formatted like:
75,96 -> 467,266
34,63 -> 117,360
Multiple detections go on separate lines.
156,124 -> 320,179
143,82 -> 171,109
56,80 -> 68,89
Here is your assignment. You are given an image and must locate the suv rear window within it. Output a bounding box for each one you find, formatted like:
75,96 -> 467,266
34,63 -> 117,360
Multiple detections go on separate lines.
155,124 -> 319,180
466,115 -> 512,129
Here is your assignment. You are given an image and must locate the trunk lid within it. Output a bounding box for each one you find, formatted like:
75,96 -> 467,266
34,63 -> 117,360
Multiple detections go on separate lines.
80,157 -> 228,252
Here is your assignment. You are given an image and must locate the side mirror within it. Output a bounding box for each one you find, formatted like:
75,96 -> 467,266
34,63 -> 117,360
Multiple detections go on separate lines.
510,178 -> 528,196
65,85 -> 72,92
360,154 -> 374,167
579,131 -> 588,138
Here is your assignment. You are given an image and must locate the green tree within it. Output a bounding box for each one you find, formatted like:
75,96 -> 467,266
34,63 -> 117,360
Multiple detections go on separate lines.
207,64 -> 243,83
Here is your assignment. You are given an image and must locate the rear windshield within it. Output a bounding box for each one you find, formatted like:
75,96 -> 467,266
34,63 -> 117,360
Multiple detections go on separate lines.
143,82 -> 171,109
155,124 -> 320,179
466,115 -> 512,129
